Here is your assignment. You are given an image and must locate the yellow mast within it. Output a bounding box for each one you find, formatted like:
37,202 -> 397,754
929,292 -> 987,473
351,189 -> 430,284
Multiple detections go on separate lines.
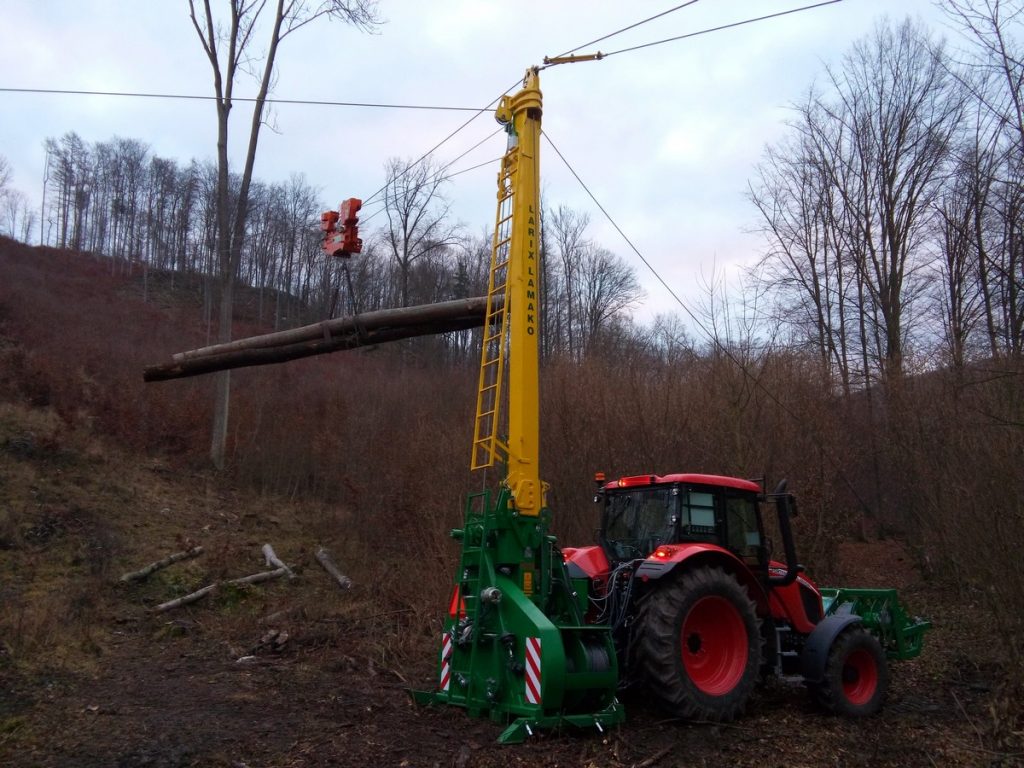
431,57 -> 623,744
472,68 -> 544,516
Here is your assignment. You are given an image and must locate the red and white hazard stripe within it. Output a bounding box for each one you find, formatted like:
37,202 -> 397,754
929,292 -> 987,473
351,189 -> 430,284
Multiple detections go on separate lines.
524,637 -> 542,705
439,632 -> 453,692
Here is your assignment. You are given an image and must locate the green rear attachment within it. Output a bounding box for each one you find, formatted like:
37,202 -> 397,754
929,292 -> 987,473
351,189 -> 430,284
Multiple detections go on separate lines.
820,587 -> 931,660
412,488 -> 624,743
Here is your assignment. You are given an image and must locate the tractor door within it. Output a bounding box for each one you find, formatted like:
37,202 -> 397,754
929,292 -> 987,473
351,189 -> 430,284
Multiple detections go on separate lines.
677,486 -> 766,569
722,493 -> 767,570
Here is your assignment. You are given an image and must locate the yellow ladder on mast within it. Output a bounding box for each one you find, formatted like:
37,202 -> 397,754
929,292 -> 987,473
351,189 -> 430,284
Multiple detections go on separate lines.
471,150 -> 518,470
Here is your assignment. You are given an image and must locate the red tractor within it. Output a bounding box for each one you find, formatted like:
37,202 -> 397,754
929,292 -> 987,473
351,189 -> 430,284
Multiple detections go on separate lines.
562,473 -> 929,720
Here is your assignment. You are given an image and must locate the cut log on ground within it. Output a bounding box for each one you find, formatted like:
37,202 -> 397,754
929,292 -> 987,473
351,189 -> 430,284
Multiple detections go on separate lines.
315,547 -> 352,590
155,583 -> 217,612
226,566 -> 290,587
143,296 -> 494,382
154,567 -> 290,612
120,546 -> 204,583
261,543 -> 295,579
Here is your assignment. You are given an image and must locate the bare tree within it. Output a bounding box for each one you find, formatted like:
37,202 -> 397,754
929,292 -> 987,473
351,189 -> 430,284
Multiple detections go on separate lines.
380,156 -> 461,308
576,245 -> 644,354
943,0 -> 1024,151
750,121 -> 853,392
935,161 -> 984,369
756,19 -> 963,384
0,155 -> 19,238
0,157 -> 38,244
0,155 -> 11,201
942,0 -> 1024,357
188,0 -> 379,468
2,190 -> 30,241
109,138 -> 149,270
42,132 -> 91,250
547,205 -> 589,358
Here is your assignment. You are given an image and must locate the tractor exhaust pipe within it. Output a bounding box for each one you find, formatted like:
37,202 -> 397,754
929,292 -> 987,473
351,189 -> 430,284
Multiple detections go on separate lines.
768,479 -> 802,587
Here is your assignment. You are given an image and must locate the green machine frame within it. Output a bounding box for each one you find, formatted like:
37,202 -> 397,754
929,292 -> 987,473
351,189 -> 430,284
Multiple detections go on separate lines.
412,63 -> 624,743
821,587 -> 931,661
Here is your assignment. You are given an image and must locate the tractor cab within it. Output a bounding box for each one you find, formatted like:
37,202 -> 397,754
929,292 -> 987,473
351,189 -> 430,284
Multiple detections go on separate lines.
595,473 -> 771,570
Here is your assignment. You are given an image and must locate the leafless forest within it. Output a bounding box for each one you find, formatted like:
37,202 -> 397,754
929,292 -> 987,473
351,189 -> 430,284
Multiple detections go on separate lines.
1,4 -> 1023,767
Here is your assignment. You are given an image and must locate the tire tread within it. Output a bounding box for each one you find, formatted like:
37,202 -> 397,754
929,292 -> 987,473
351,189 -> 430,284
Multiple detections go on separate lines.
636,566 -> 760,721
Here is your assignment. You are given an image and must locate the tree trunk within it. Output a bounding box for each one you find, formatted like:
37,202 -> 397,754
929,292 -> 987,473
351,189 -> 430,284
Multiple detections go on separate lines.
145,296 -> 492,382
210,272 -> 235,468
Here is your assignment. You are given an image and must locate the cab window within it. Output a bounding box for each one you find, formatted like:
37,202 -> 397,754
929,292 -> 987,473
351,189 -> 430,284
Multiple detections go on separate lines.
602,488 -> 676,560
680,490 -> 717,537
725,495 -> 762,562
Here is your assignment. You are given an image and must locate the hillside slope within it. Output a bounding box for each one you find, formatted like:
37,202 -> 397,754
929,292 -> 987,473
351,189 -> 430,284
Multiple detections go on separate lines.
0,239 -> 1012,766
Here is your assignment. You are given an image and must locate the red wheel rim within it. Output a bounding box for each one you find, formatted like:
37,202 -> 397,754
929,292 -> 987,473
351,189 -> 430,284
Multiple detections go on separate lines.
842,648 -> 878,705
680,595 -> 747,695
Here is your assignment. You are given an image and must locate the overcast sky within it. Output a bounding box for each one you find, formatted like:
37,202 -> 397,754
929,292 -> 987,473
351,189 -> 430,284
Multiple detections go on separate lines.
1,0 -> 951,320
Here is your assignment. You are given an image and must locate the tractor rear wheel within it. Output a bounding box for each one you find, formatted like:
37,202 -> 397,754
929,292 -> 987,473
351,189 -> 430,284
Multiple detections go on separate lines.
637,566 -> 760,721
811,626 -> 888,716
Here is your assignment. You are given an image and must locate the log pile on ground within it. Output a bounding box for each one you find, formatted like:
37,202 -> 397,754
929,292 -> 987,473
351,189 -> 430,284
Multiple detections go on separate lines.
119,544 -> 350,611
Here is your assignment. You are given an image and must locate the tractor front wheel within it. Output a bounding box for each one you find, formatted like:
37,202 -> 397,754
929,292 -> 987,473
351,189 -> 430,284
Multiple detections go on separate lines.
637,566 -> 760,721
811,626 -> 889,716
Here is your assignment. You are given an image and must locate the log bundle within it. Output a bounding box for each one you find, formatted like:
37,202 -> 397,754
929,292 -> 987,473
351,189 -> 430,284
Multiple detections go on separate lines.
143,296 -> 493,382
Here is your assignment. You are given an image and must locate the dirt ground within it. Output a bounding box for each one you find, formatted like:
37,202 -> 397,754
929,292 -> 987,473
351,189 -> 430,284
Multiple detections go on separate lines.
0,405 -> 1016,768
0,601 -> 1006,768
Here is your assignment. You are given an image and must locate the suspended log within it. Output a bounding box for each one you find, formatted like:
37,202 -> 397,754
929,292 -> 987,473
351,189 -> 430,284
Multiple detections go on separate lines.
144,296 -> 493,382
174,296 -> 492,362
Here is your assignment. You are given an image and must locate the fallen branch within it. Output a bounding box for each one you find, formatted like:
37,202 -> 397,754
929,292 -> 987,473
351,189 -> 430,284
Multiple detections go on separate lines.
634,745 -> 674,768
155,583 -> 217,612
154,567 -> 290,612
120,546 -> 204,583
262,543 -> 295,579
315,547 -> 352,590
227,566 -> 290,587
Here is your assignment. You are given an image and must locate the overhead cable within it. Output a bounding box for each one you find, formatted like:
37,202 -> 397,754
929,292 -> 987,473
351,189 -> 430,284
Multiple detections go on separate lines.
358,156 -> 503,227
0,86 -> 485,112
360,79 -> 521,207
603,0 -> 845,58
553,0 -> 702,58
